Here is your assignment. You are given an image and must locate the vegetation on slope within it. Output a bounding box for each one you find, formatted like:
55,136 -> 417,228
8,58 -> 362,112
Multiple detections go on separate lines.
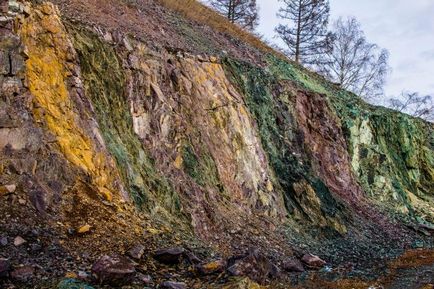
155,0 -> 283,58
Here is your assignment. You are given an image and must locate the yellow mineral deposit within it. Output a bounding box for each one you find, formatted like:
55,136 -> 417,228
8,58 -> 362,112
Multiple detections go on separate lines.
18,3 -> 115,202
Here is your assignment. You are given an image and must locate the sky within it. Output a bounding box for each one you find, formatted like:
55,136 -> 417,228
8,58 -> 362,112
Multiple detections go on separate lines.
256,0 -> 434,98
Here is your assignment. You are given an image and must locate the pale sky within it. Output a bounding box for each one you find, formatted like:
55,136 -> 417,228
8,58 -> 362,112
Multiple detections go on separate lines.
256,0 -> 434,98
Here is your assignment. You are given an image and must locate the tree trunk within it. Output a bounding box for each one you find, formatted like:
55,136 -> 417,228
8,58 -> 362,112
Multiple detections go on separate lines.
295,0 -> 302,63
228,0 -> 234,23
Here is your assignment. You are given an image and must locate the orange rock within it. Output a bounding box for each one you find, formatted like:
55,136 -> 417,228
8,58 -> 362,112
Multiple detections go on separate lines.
65,272 -> 78,278
77,224 -> 92,234
196,259 -> 226,275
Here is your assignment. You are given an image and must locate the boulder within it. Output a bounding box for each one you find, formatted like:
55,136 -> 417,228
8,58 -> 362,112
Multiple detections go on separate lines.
160,281 -> 187,289
0,258 -> 10,278
153,247 -> 185,265
227,249 -> 278,284
91,254 -> 136,285
301,254 -> 326,269
282,258 -> 304,272
10,265 -> 34,281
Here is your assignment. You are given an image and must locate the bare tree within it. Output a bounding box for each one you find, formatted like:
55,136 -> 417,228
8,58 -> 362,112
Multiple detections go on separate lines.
315,17 -> 390,99
209,0 -> 259,30
388,92 -> 434,121
275,0 -> 330,64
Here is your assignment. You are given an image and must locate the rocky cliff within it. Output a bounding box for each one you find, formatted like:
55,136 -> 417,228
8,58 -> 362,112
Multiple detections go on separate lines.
0,0 -> 433,288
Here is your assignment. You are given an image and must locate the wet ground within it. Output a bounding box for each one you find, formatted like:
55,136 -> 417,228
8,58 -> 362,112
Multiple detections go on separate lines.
296,249 -> 434,289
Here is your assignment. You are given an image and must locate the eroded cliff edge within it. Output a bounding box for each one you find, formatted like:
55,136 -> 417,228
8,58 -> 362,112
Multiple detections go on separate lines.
0,1 -> 433,288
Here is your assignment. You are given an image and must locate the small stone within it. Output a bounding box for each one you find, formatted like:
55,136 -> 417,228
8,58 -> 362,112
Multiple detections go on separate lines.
103,32 -> 113,43
13,236 -> 26,246
209,56 -> 218,63
18,198 -> 26,205
128,54 -> 141,70
282,258 -> 304,272
0,1 -> 8,13
153,247 -> 185,265
0,236 -> 8,246
65,272 -> 77,278
77,224 -> 91,234
5,184 -> 16,192
78,271 -> 90,280
127,244 -> 145,260
22,3 -> 31,16
10,266 -> 34,281
123,37 -> 134,51
91,254 -> 136,285
301,254 -> 326,269
136,273 -> 152,285
196,55 -> 207,62
6,184 -> 16,192
185,251 -> 201,264
0,15 -> 12,22
0,258 -> 10,278
8,0 -> 22,13
0,184 -> 16,195
196,259 -> 226,275
160,281 -> 186,289
30,243 -> 42,252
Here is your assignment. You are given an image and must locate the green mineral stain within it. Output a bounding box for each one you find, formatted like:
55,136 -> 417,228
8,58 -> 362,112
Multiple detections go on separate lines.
182,143 -> 222,190
58,279 -> 95,289
67,25 -> 181,215
263,54 -> 434,224
223,57 -> 344,221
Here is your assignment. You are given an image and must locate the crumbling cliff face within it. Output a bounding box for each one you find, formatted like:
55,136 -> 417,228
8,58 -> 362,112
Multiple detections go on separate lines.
0,1 -> 433,288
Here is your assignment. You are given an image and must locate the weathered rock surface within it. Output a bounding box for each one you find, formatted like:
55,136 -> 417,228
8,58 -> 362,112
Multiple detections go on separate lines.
0,236 -> 8,246
0,258 -> 10,278
160,281 -> 187,289
282,258 -> 305,272
0,0 -> 433,288
227,249 -> 278,284
153,247 -> 185,265
127,244 -> 146,260
91,255 -> 136,285
10,265 -> 34,281
13,236 -> 26,246
196,259 -> 226,275
301,254 -> 326,269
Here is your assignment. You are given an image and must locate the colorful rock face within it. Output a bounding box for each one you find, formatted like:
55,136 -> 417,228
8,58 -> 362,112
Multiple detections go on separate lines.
0,0 -> 433,288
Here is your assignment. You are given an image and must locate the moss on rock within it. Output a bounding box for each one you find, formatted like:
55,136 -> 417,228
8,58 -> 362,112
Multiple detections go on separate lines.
68,26 -> 182,216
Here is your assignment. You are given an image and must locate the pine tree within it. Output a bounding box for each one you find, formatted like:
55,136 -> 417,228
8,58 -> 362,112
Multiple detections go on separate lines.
210,0 -> 259,31
275,0 -> 330,64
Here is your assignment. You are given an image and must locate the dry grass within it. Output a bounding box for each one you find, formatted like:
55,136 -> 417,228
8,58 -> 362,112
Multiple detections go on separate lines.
155,0 -> 286,59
